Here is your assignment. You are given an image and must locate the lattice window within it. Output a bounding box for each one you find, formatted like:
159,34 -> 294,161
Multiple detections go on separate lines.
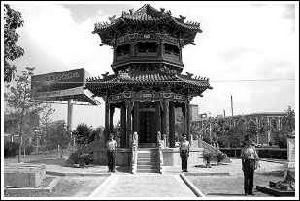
116,44 -> 130,56
164,44 -> 180,55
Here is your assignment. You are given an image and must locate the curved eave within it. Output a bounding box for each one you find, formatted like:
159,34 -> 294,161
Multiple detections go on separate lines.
86,79 -> 211,98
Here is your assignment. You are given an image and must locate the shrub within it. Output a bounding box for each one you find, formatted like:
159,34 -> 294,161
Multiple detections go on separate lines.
4,141 -> 19,157
216,152 -> 227,162
66,148 -> 94,166
256,149 -> 287,159
203,152 -> 215,162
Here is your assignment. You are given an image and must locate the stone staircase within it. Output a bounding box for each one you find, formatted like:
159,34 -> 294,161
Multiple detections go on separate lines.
137,148 -> 160,173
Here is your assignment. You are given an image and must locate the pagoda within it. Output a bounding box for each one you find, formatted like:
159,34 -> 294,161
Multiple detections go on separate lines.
86,4 -> 212,170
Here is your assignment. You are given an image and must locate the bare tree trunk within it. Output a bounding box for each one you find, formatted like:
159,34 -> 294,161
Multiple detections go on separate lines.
17,109 -> 25,163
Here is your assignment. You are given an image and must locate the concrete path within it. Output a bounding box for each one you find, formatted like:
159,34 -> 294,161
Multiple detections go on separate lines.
89,174 -> 196,197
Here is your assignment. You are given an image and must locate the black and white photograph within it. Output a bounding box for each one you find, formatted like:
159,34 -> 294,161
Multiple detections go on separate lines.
1,1 -> 299,199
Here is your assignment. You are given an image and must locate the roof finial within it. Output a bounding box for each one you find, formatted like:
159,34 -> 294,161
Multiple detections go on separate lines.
108,15 -> 116,22
129,9 -> 133,15
179,15 -> 186,22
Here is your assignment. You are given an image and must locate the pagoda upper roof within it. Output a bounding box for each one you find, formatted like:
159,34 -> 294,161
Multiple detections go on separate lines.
85,70 -> 212,97
93,4 -> 202,45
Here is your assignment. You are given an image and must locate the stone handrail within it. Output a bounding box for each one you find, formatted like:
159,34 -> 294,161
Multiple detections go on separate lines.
131,145 -> 138,174
198,139 -> 230,163
158,140 -> 163,174
131,132 -> 138,174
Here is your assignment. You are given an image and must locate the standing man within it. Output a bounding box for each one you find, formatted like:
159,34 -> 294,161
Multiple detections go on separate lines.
180,135 -> 190,172
241,138 -> 260,195
106,133 -> 117,173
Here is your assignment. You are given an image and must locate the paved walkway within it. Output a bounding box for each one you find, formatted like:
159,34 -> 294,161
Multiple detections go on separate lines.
89,174 -> 196,197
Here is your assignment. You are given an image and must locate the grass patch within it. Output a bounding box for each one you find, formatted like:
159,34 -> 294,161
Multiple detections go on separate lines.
5,176 -> 109,197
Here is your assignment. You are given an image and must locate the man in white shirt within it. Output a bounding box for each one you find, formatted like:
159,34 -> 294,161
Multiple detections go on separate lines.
180,135 -> 190,172
106,133 -> 117,173
241,139 -> 259,195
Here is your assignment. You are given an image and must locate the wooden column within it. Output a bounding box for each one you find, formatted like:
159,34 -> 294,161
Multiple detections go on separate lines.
182,104 -> 186,135
159,42 -> 164,58
67,99 -> 73,132
186,101 -> 191,144
184,101 -> 191,143
133,102 -> 139,133
155,101 -> 161,133
105,101 -> 110,142
120,104 -> 126,148
169,102 -> 175,148
110,105 -> 115,131
130,43 -> 135,56
162,100 -> 169,147
126,101 -> 133,148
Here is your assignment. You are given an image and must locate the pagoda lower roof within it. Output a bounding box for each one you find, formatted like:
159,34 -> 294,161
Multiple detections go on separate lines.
85,71 -> 212,97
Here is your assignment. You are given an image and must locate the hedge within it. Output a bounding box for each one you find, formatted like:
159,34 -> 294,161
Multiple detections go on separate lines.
219,148 -> 287,159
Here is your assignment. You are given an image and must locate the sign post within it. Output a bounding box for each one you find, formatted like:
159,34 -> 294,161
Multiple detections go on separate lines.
31,68 -> 100,153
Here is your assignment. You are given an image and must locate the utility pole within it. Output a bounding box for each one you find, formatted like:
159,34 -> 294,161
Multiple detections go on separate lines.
231,95 -> 233,116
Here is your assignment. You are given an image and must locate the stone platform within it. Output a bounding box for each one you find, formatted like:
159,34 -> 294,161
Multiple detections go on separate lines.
256,186 -> 295,197
4,163 -> 46,188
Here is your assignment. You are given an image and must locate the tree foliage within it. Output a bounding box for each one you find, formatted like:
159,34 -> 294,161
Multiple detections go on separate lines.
73,123 -> 97,148
45,121 -> 70,150
4,4 -> 24,82
6,67 -> 43,139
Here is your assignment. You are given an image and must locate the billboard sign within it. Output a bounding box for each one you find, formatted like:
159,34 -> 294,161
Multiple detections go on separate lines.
31,68 -> 99,105
31,68 -> 85,93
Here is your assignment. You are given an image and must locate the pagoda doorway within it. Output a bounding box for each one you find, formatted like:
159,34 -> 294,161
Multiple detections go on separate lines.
138,102 -> 159,147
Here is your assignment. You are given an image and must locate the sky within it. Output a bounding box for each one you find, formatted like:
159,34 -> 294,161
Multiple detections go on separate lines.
5,1 -> 298,129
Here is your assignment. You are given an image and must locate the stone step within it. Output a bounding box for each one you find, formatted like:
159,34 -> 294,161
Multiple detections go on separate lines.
137,158 -> 158,163
138,155 -> 157,159
137,164 -> 158,169
137,152 -> 157,155
137,161 -> 157,165
137,169 -> 159,173
139,143 -> 157,148
138,150 -> 157,153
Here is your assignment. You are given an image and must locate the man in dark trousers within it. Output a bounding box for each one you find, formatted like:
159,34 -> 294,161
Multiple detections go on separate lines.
241,138 -> 259,195
180,135 -> 190,172
106,133 -> 117,173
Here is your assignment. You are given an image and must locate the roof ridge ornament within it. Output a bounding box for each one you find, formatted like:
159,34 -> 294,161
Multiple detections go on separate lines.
108,15 -> 116,22
101,72 -> 109,78
179,15 -> 186,23
185,72 -> 193,78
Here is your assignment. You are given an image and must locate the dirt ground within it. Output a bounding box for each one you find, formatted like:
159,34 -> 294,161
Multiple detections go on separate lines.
187,170 -> 284,197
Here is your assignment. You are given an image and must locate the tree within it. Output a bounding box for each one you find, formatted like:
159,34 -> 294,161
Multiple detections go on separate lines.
45,121 -> 70,150
39,103 -> 55,150
73,123 -> 94,148
6,67 -> 43,162
282,106 -> 295,132
4,4 -> 24,82
277,106 -> 295,148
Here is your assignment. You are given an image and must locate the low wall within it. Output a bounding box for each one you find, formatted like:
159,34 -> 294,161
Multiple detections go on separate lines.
220,148 -> 287,159
162,148 -> 204,166
4,164 -> 46,188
